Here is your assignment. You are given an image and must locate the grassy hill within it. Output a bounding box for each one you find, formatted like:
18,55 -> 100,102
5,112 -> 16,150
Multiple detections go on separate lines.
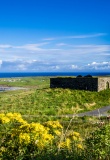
0,77 -> 110,122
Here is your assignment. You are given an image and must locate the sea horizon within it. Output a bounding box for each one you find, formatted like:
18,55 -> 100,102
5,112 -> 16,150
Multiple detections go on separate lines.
0,71 -> 110,78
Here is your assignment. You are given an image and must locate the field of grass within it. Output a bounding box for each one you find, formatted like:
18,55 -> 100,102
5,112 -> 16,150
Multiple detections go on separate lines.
0,77 -> 110,118
0,77 -> 110,136
0,76 -> 50,88
0,77 -> 110,159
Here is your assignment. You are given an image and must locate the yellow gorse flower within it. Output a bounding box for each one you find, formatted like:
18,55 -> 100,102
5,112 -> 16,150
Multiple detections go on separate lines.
30,122 -> 46,133
43,121 -> 62,136
0,112 -> 27,124
68,131 -> 82,141
19,133 -> 30,145
0,112 -> 83,153
73,131 -> 80,137
58,138 -> 71,149
43,133 -> 54,142
0,113 -> 10,123
72,136 -> 78,141
44,121 -> 63,129
54,130 -> 61,136
77,144 -> 83,149
0,116 -> 10,124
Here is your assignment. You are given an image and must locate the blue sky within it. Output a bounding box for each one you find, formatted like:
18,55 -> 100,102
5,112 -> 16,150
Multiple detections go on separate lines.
0,0 -> 110,72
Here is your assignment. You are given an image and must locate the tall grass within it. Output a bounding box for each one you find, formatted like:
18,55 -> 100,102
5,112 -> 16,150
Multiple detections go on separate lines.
0,87 -> 110,121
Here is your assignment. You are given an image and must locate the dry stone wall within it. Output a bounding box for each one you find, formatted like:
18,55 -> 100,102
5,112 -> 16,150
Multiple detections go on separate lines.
50,77 -> 110,92
50,77 -> 98,91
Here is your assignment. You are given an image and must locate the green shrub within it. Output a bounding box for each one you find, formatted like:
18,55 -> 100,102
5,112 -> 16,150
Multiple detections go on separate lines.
85,124 -> 110,159
0,113 -> 83,160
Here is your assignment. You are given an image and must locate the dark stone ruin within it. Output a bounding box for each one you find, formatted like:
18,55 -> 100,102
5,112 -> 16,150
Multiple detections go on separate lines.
50,75 -> 110,92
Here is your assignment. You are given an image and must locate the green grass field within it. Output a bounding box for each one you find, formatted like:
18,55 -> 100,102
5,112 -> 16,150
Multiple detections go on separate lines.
0,77 -> 110,159
0,76 -> 110,135
0,77 -> 110,118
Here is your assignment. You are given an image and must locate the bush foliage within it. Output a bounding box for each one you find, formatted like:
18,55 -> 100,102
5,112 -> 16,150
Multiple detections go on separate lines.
0,113 -> 83,160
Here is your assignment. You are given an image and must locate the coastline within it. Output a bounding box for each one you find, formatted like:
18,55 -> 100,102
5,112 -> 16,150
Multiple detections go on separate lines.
0,72 -> 110,78
0,86 -> 27,91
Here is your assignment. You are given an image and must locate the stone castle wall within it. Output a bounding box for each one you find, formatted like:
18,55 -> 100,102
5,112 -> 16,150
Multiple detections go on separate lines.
50,77 -> 98,91
50,77 -> 110,92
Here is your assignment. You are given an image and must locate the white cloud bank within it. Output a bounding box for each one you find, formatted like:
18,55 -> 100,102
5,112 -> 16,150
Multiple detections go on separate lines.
0,59 -> 110,72
87,61 -> 110,70
0,33 -> 109,72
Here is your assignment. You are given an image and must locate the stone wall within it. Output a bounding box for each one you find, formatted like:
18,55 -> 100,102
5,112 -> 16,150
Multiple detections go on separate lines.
50,77 -> 110,92
98,77 -> 110,91
50,77 -> 98,91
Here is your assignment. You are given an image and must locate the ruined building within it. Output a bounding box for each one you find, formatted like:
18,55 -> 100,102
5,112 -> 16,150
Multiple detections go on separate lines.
50,76 -> 110,92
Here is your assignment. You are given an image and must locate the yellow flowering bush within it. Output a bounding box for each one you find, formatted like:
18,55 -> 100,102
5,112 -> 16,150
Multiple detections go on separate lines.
58,138 -> 71,149
44,121 -> 63,129
19,133 -> 30,145
0,113 -> 10,123
68,131 -> 82,142
58,131 -> 83,151
43,120 -> 63,136
0,112 -> 27,124
0,112 -> 83,159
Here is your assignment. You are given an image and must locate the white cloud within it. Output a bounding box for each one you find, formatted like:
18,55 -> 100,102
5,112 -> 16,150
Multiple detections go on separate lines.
56,43 -> 67,46
14,43 -> 49,51
42,38 -> 55,41
71,64 -> 78,69
0,45 -> 12,48
71,65 -> 78,69
65,33 -> 107,39
0,60 -> 2,68
87,61 -> 110,70
0,43 -> 49,52
51,65 -> 60,70
43,33 -> 107,41
17,64 -> 27,71
0,43 -> 110,71
1,59 -> 110,72
0,42 -> 109,59
0,60 -> 2,64
88,61 -> 109,66
0,36 -> 110,72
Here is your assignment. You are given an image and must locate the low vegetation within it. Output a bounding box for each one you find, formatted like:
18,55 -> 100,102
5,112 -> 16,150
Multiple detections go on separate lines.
0,77 -> 110,159
0,84 -> 110,121
0,112 -> 110,160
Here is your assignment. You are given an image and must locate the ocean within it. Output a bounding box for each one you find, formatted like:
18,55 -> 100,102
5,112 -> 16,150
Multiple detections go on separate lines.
0,72 -> 110,78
